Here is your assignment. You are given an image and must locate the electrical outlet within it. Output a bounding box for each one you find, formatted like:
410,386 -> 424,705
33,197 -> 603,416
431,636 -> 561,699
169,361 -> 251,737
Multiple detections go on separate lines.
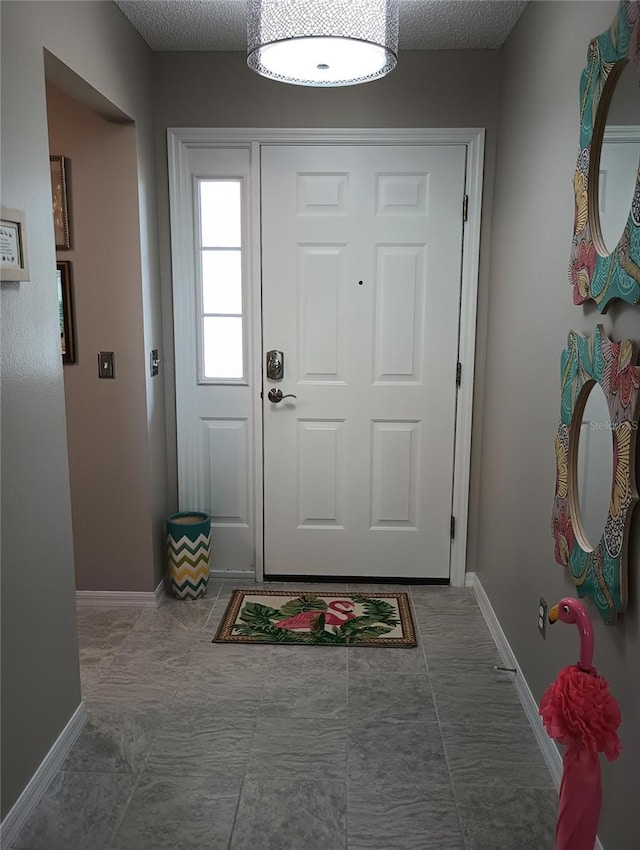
538,597 -> 547,639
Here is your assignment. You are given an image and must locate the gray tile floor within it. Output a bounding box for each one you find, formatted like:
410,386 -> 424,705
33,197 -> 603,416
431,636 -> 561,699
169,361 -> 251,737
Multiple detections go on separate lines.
11,582 -> 557,849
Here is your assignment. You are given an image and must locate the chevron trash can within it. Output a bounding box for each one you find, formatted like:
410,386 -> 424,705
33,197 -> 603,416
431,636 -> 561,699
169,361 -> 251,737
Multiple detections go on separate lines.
166,512 -> 211,600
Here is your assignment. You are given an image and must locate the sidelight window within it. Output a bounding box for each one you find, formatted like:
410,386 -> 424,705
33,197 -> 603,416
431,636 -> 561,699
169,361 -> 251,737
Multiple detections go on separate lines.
197,179 -> 245,381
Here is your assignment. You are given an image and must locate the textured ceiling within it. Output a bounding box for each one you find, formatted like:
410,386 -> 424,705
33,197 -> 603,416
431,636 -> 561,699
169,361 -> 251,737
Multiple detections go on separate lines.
115,1 -> 528,52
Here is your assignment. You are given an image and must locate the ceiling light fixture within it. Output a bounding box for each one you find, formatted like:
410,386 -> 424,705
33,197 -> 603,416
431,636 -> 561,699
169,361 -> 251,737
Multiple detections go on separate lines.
247,0 -> 399,88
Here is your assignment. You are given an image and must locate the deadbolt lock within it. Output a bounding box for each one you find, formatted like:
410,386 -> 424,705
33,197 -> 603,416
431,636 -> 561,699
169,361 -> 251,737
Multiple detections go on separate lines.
266,350 -> 284,381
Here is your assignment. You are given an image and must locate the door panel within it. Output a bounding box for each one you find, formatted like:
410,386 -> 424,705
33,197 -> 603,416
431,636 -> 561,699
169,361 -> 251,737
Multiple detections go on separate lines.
297,419 -> 345,528
374,245 -> 425,381
261,144 -> 466,578
370,420 -> 419,528
171,147 -> 254,572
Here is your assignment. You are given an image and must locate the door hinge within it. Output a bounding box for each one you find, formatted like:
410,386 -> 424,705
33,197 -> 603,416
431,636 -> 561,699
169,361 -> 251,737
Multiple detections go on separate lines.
450,515 -> 456,540
456,362 -> 462,387
462,194 -> 469,222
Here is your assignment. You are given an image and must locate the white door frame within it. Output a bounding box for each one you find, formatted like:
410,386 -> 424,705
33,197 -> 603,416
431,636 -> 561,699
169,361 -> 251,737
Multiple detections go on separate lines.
167,127 -> 485,587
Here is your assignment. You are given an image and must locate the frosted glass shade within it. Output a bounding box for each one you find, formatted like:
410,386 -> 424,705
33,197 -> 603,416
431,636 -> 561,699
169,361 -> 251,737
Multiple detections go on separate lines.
247,0 -> 399,87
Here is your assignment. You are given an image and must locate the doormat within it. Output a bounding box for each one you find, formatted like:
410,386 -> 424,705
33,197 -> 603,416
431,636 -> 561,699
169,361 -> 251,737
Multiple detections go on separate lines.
214,590 -> 417,647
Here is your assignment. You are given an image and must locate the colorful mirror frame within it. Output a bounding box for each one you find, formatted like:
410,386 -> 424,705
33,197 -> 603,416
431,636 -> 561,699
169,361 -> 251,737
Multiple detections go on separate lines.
552,326 -> 640,624
570,1 -> 640,311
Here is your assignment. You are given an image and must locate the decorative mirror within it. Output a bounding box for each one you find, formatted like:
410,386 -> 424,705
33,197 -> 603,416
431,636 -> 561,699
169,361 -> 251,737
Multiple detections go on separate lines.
552,325 -> 640,625
570,1 -> 640,311
576,383 -> 614,549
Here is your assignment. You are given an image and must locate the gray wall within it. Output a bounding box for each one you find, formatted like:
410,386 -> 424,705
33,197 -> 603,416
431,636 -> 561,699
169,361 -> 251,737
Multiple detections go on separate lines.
46,83 -> 156,592
152,48 -> 504,510
479,3 -> 640,848
0,0 -> 166,817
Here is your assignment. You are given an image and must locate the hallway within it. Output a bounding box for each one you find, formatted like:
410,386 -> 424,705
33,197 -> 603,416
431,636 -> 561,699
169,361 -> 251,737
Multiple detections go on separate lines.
10,583 -> 557,849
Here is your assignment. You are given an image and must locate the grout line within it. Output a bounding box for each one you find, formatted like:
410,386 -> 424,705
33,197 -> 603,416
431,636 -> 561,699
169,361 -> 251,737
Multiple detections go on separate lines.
80,660 -> 109,700
105,769 -> 143,850
201,581 -> 224,630
225,713 -> 260,850
411,585 -> 471,850
224,583 -> 263,850
345,641 -> 350,850
77,609 -> 149,701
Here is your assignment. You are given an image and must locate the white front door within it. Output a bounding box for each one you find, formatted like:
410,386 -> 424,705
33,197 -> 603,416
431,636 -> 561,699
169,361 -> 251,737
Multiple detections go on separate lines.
261,144 -> 466,579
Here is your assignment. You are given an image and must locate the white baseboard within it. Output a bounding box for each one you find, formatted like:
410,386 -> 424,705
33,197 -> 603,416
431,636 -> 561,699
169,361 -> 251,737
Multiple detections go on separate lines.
210,569 -> 255,580
76,590 -> 158,607
466,572 -> 605,850
0,702 -> 87,847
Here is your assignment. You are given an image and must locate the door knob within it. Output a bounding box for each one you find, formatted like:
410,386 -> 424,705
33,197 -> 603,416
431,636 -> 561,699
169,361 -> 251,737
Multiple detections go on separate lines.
267,388 -> 297,403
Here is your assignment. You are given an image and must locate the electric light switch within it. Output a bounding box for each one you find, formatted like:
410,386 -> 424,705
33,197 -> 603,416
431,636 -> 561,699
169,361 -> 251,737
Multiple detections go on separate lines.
98,352 -> 115,379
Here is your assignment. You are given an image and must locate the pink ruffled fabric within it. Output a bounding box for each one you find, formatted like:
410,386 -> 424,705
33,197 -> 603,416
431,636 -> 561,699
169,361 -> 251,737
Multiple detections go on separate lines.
540,665 -> 622,761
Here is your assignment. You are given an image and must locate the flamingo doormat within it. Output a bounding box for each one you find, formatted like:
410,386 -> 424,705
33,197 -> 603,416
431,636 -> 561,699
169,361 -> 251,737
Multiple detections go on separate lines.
214,591 -> 417,647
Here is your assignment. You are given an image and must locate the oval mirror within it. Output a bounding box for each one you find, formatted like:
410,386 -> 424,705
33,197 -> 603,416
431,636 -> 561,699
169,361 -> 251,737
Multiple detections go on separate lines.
574,382 -> 613,551
590,59 -> 640,256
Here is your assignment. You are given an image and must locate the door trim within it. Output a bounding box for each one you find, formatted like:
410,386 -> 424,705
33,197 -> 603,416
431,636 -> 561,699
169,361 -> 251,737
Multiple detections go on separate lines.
167,127 -> 485,588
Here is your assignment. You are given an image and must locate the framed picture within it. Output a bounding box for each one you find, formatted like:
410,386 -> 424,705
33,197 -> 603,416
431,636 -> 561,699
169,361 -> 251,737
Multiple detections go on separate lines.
56,261 -> 76,363
0,206 -> 30,281
50,155 -> 71,249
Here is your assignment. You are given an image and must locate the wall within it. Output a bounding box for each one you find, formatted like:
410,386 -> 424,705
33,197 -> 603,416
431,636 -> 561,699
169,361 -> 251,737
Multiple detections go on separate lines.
479,2 -> 640,848
0,0 -> 166,818
152,48 -> 503,516
46,83 -> 156,591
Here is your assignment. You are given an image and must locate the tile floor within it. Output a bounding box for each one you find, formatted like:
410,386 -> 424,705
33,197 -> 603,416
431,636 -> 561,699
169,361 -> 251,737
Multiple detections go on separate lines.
10,582 -> 557,849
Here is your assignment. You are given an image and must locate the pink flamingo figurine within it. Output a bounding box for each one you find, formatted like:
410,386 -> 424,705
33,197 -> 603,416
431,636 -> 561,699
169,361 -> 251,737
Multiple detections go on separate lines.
550,597 -> 596,673
275,599 -> 355,631
540,597 -> 622,850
